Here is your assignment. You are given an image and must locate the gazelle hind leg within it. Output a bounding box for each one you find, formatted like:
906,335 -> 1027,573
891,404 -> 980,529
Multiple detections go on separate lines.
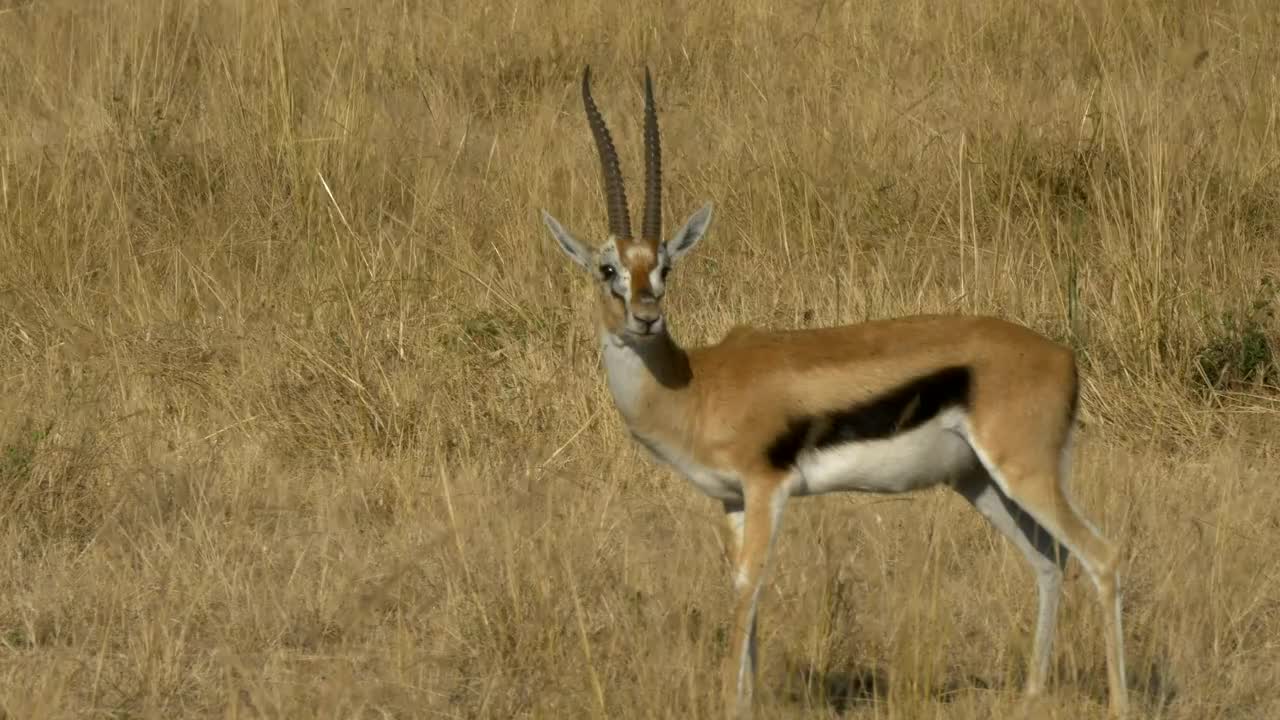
966,439 -> 1129,717
953,471 -> 1068,696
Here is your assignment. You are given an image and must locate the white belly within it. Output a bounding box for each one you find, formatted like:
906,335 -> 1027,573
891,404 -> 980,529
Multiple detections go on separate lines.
791,407 -> 978,496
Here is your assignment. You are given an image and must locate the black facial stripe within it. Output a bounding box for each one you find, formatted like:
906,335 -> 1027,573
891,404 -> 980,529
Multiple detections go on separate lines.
765,366 -> 971,470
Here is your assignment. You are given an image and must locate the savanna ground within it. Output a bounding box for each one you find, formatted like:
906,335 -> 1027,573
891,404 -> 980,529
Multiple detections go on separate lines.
1,0 -> 1279,718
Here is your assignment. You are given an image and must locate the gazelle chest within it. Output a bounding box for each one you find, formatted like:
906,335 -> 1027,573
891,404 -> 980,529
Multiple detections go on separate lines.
628,428 -> 743,501
602,337 -> 743,502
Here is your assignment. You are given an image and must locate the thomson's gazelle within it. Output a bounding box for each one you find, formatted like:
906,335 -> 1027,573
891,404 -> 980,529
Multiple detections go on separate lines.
541,67 -> 1128,719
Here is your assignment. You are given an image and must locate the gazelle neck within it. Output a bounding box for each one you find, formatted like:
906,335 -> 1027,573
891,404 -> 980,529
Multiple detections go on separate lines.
599,324 -> 693,425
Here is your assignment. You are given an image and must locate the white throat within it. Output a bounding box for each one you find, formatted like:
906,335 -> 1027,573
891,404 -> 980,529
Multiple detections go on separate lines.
601,325 -> 691,412
601,331 -> 652,421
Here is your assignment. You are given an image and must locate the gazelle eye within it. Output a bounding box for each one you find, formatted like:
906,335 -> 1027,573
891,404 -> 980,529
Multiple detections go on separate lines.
599,265 -> 617,280
660,266 -> 672,281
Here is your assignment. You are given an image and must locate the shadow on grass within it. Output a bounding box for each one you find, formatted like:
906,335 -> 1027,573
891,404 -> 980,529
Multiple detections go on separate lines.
783,662 -> 1178,715
1060,653 -> 1179,715
1131,656 -> 1179,715
780,662 -> 1002,713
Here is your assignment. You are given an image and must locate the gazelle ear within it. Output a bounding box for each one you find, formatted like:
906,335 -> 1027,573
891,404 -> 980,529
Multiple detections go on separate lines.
541,210 -> 593,270
665,203 -> 713,262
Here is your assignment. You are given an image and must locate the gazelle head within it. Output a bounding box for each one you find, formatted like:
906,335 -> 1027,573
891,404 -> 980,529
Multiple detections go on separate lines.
542,67 -> 713,339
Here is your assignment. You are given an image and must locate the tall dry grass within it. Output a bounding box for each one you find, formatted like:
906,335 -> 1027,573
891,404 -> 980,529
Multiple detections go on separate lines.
1,0 -> 1278,717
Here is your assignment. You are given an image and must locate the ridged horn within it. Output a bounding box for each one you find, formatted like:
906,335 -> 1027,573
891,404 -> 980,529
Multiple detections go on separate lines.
641,67 -> 662,246
581,66 -> 632,241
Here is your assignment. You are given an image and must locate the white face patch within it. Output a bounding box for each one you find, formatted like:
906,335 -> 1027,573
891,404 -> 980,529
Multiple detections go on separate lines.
642,244 -> 671,298
595,241 -> 629,298
647,263 -> 669,297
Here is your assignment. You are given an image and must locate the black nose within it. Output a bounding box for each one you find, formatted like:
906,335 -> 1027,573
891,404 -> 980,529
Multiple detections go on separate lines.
636,316 -> 657,330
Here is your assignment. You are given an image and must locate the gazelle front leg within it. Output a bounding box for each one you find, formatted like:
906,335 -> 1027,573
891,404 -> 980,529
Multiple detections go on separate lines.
721,478 -> 789,720
722,498 -> 746,570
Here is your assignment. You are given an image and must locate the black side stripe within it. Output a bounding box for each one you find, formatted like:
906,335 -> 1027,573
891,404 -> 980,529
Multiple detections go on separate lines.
765,366 -> 972,470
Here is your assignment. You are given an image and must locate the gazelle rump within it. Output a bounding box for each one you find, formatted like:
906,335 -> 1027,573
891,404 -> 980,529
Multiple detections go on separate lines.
540,66 -> 1128,718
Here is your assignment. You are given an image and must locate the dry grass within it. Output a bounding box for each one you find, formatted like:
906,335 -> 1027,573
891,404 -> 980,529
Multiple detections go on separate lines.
1,0 -> 1279,717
